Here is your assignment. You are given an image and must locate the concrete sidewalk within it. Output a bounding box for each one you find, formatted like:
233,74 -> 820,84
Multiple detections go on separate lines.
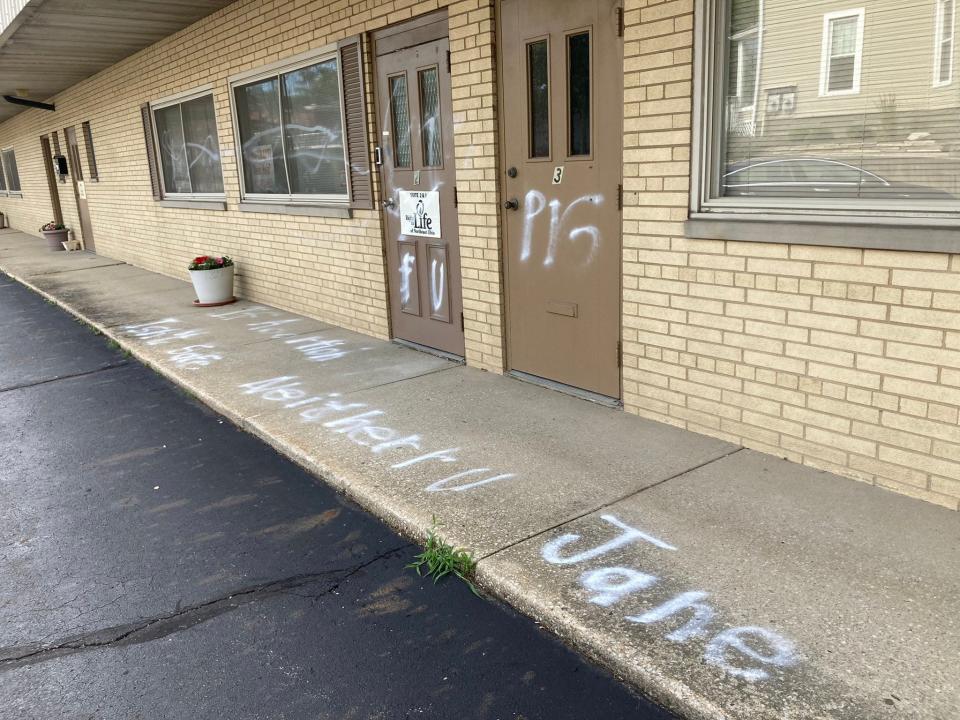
1,228 -> 957,720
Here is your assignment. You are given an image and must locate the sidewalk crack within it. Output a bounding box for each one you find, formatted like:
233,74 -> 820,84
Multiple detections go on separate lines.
478,447 -> 746,561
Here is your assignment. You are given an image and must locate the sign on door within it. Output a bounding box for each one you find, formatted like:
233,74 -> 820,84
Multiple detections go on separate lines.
399,190 -> 441,238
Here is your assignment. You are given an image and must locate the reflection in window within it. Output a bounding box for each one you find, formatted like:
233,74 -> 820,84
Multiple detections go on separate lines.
419,68 -> 443,167
935,0 -> 955,86
281,59 -> 347,195
527,40 -> 550,158
822,12 -> 862,95
716,0 -> 960,206
568,32 -> 590,156
234,55 -> 348,199
389,74 -> 412,169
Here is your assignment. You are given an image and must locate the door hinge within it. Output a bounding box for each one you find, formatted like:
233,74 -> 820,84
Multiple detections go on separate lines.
453,185 -> 458,208
446,50 -> 451,73
617,340 -> 623,368
617,183 -> 623,211
616,7 -> 624,38
460,312 -> 465,331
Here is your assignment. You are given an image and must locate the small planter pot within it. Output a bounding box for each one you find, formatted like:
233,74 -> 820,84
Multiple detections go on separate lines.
189,265 -> 235,306
42,228 -> 69,251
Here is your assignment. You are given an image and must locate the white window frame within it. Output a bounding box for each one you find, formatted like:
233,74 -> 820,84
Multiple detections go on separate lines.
1,146 -> 21,196
690,0 -> 960,226
818,8 -> 865,97
150,86 -> 226,202
228,44 -> 350,207
933,0 -> 955,87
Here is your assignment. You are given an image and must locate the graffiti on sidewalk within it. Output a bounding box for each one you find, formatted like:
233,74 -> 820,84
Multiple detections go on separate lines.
542,514 -> 799,682
120,319 -> 223,371
238,375 -> 517,494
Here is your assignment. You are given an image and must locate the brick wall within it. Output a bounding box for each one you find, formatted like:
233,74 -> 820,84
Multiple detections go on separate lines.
622,0 -> 960,510
0,0 -> 506,370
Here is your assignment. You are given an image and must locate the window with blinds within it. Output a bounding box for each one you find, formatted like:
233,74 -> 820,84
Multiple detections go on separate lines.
700,0 -> 960,217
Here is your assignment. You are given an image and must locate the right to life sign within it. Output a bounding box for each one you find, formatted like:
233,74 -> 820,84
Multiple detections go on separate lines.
399,190 -> 441,238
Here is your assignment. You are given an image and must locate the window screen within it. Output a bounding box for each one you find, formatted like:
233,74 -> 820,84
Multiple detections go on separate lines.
713,0 -> 960,207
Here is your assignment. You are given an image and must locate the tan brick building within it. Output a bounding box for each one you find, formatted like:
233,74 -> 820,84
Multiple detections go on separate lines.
2,0 -> 960,510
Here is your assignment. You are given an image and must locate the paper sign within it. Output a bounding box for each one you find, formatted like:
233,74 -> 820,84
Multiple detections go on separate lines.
399,190 -> 441,238
77,181 -> 86,200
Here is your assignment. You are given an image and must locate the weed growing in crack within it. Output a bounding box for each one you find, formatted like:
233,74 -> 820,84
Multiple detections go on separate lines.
407,516 -> 480,596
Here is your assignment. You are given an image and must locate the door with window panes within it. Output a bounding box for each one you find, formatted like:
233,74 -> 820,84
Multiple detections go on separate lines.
500,0 -> 622,398
374,21 -> 465,357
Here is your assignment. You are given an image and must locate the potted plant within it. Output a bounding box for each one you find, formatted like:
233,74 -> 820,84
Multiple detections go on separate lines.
40,221 -> 69,251
188,255 -> 236,306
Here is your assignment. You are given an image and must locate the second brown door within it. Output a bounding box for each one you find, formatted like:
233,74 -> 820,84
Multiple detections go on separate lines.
500,0 -> 622,398
375,21 -> 465,357
65,126 -> 96,252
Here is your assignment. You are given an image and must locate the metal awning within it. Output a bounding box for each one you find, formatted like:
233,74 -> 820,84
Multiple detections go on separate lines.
0,0 -> 236,123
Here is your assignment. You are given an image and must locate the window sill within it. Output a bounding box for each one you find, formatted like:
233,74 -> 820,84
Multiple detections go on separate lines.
237,202 -> 352,219
157,199 -> 227,211
0,192 -> 22,198
685,213 -> 960,253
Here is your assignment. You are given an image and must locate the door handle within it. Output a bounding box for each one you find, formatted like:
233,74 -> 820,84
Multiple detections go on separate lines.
383,198 -> 396,209
503,198 -> 519,210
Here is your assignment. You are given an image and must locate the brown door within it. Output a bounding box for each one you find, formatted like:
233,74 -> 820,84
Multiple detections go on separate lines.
500,0 -> 622,398
375,18 -> 465,357
40,136 -> 63,225
65,126 -> 95,252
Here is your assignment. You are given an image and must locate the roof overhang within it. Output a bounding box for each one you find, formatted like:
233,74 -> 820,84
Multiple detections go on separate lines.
0,0 -> 237,124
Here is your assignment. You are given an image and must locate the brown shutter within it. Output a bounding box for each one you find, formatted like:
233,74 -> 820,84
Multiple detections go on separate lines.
339,36 -> 374,210
140,103 -> 162,200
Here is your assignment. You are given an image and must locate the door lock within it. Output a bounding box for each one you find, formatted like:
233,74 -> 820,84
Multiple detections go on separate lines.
503,198 -> 519,210
382,198 -> 396,209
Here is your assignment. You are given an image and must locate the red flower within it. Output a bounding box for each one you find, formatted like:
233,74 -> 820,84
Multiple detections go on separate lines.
194,256 -> 210,264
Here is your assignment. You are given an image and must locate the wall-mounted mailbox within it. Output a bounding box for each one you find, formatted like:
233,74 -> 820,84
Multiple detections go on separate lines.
53,154 -> 68,178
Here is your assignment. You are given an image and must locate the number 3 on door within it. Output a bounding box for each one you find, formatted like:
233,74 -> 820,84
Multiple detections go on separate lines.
552,166 -> 564,185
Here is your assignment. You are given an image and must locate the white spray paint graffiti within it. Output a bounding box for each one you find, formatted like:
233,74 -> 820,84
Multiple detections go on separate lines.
121,318 -> 205,347
210,306 -> 305,340
519,190 -> 604,266
399,252 -> 416,306
430,257 -> 445,312
285,336 -> 353,363
238,375 -> 517,494
542,514 -> 799,682
166,344 -> 222,370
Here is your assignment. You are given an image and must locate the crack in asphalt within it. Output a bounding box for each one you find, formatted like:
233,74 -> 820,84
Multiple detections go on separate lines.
0,362 -> 129,395
0,543 -> 408,671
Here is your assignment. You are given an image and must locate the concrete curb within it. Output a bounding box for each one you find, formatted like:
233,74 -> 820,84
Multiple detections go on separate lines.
1,262 -> 731,720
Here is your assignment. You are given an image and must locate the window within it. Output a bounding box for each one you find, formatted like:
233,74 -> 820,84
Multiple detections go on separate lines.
232,48 -> 348,203
567,31 -> 591,156
935,0 -> 955,86
1,148 -> 21,194
694,0 -> 960,224
388,74 -> 412,169
81,121 -> 99,181
819,10 -> 864,96
418,67 -> 443,167
527,39 -> 550,158
150,90 -> 224,199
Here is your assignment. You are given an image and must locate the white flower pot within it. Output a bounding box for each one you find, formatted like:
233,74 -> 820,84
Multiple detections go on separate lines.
189,266 -> 234,305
